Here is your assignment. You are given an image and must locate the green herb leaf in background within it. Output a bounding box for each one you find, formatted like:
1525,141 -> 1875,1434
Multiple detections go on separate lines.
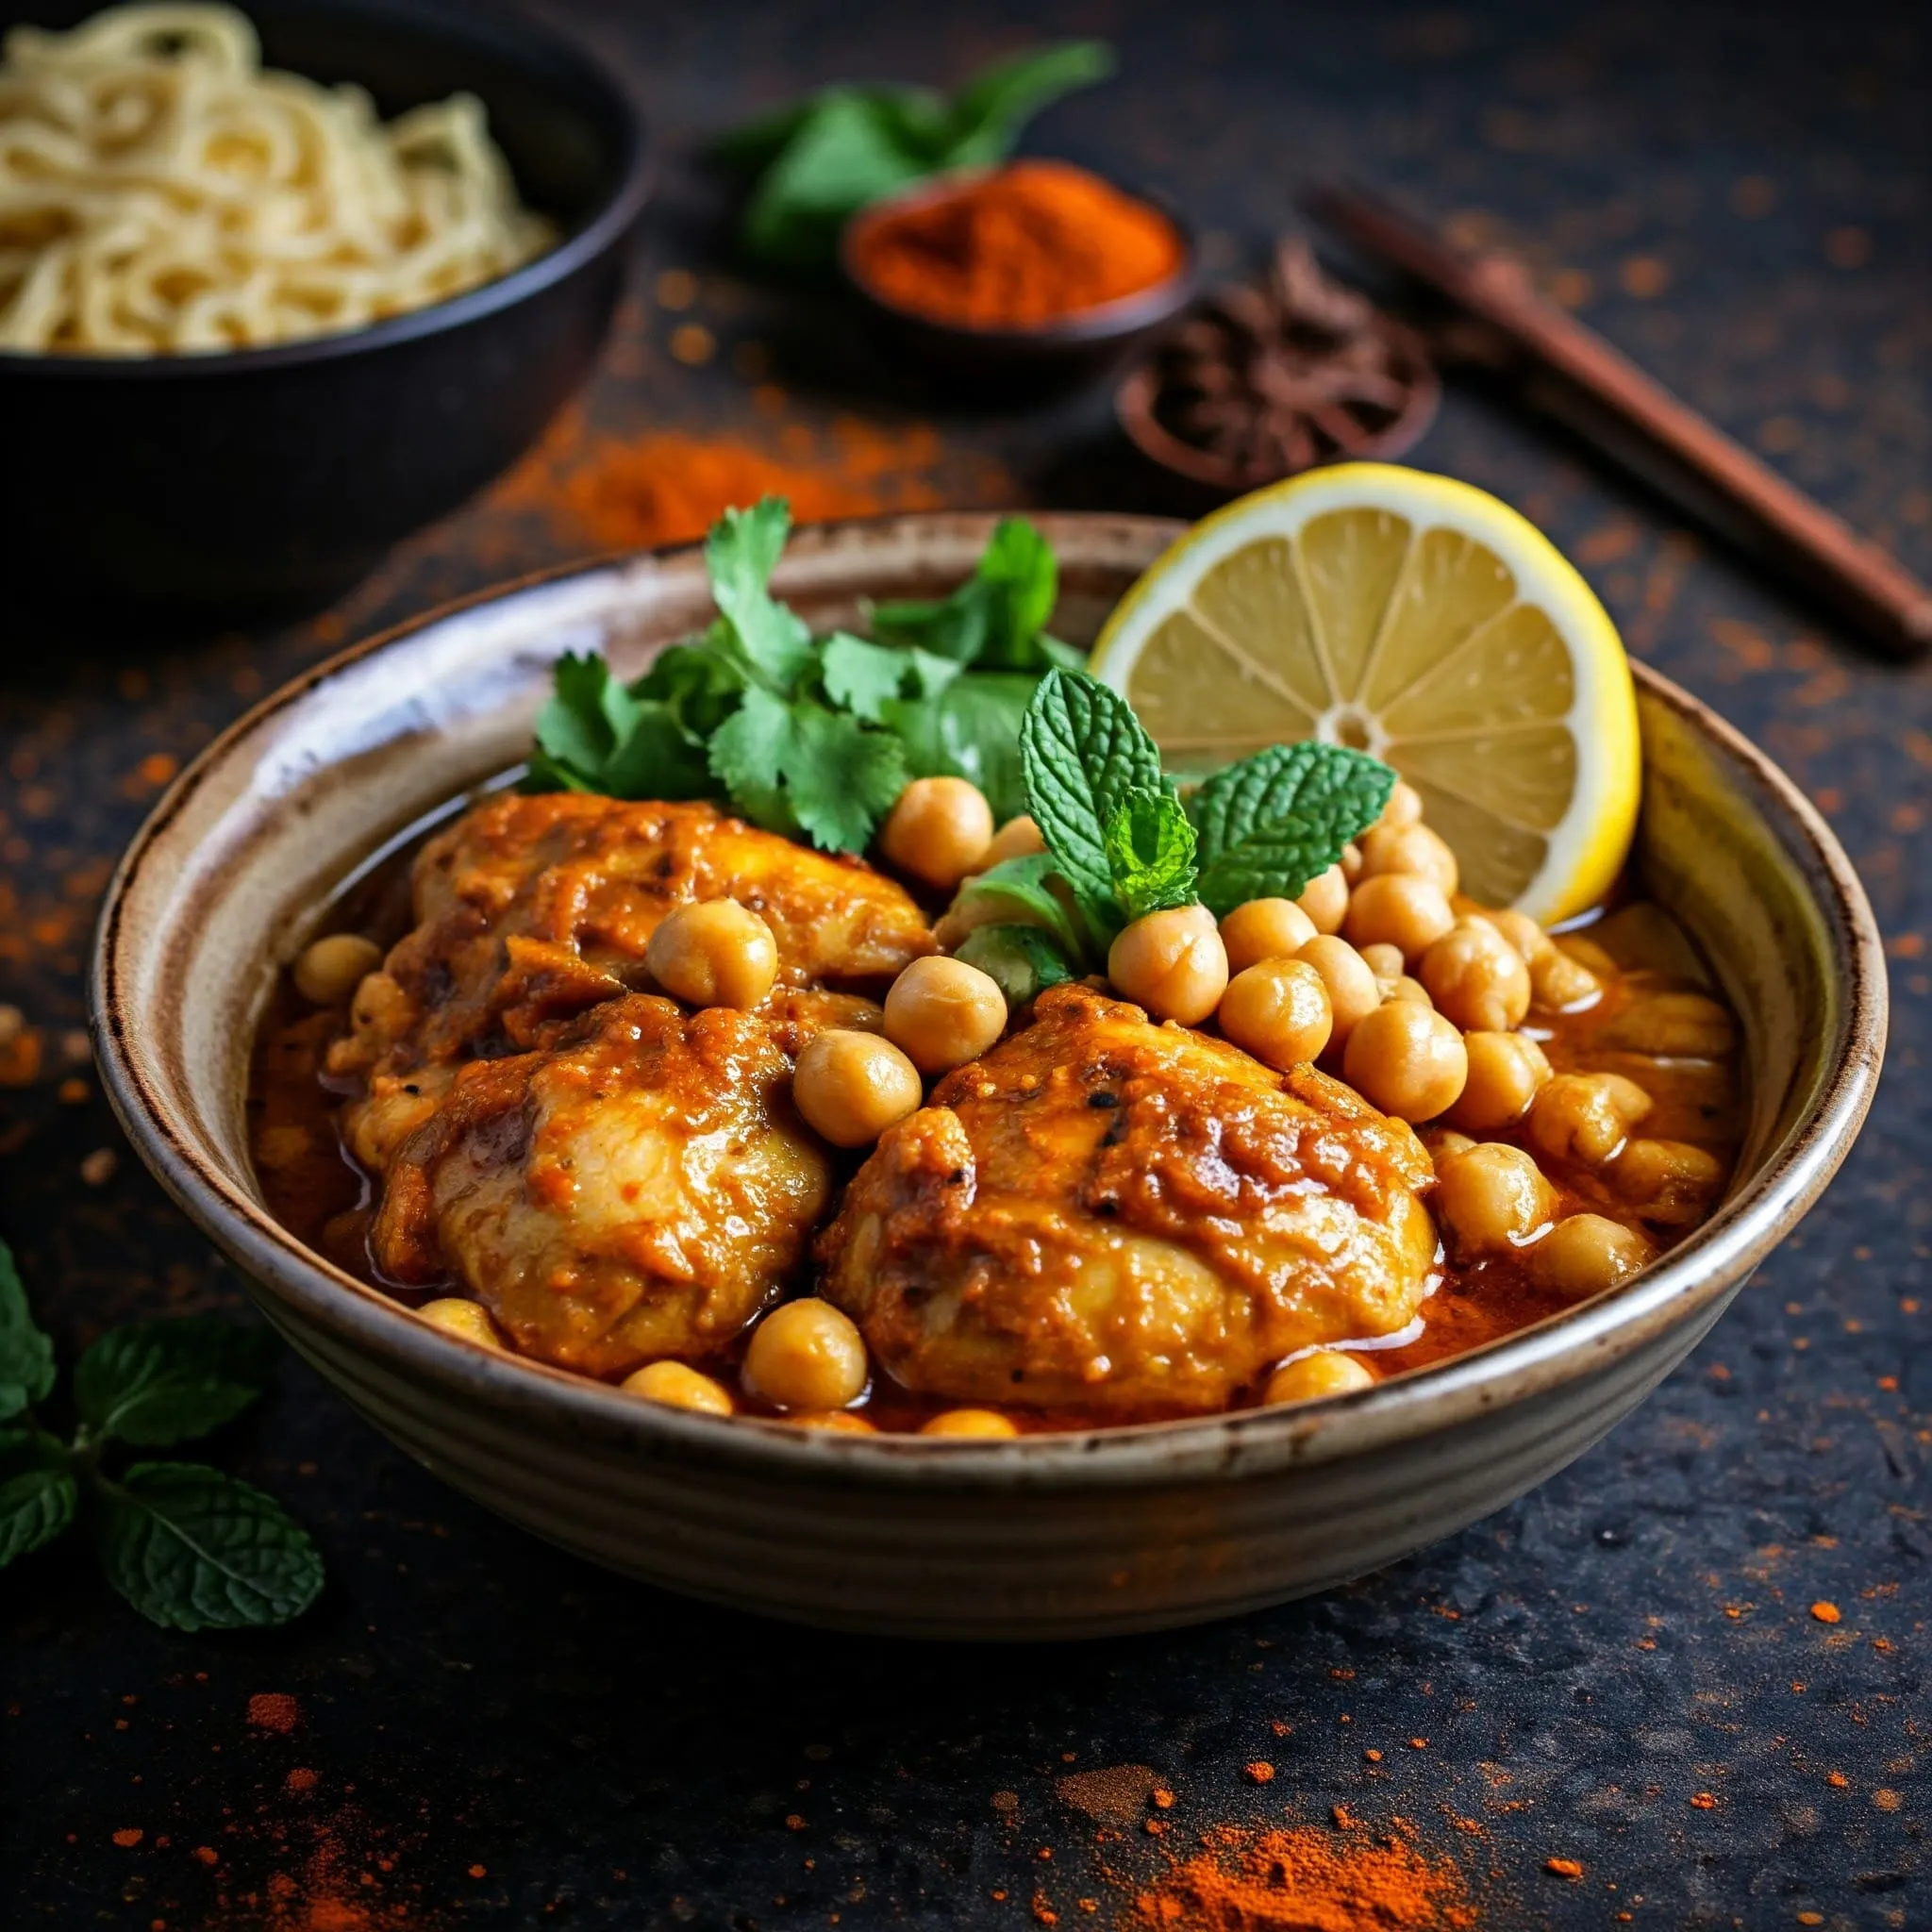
870,517 -> 1066,670
713,42 -> 1115,270
75,1317 -> 276,1449
1104,786 -> 1199,920
705,499 -> 818,689
1018,669 -> 1167,937
0,1240 -> 56,1421
0,1237 -> 321,1632
953,924 -> 1075,1007
881,670 -> 1037,823
96,1463 -> 324,1634
1190,741 -> 1397,916
819,632 -> 958,723
942,853 -> 1091,964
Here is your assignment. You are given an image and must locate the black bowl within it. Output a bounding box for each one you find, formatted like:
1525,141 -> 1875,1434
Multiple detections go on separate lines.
0,0 -> 649,616
839,168 -> 1198,402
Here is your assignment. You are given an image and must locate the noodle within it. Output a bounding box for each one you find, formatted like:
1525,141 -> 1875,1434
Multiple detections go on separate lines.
0,3 -> 556,354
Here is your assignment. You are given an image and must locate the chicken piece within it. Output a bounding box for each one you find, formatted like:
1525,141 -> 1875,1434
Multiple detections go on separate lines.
371,990 -> 874,1377
330,793 -> 931,1172
817,983 -> 1438,1412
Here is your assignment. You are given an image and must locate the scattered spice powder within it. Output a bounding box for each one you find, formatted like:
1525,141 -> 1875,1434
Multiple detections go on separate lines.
1242,1762 -> 1275,1785
248,1691 -> 301,1733
1127,1820 -> 1477,1932
1545,1857 -> 1584,1880
1810,1601 -> 1841,1624
849,159 -> 1183,328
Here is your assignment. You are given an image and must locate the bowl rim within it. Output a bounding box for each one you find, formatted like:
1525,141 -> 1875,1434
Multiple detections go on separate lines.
90,512 -> 1889,1491
839,165 -> 1200,346
0,0 -> 652,380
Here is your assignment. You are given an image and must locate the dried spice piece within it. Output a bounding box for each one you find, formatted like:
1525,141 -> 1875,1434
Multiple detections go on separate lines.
1133,240 -> 1436,485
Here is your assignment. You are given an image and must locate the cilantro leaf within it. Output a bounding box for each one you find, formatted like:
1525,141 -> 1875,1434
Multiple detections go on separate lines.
75,1318 -> 276,1449
1191,742 -> 1397,916
1104,787 -> 1199,920
706,499 -> 816,690
882,670 -> 1037,822
820,632 -> 958,724
1019,670 -> 1165,935
96,1463 -> 324,1632
527,655 -> 715,801
709,688 -> 908,852
714,45 -> 1113,270
0,1462 -> 76,1570
870,517 -> 1062,670
0,1240 -> 56,1422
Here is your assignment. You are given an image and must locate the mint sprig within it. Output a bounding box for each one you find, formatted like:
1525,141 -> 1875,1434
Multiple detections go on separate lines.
0,1240 -> 322,1632
1104,786 -> 1199,921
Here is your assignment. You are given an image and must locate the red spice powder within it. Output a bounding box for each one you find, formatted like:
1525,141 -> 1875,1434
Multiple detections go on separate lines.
248,1692 -> 301,1733
1127,1821 -> 1477,1931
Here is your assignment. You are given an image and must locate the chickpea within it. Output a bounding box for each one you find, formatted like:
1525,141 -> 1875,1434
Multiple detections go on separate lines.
920,1407 -> 1020,1438
1432,1143 -> 1557,1256
646,900 -> 778,1009
1377,779 -> 1424,830
1342,1000 -> 1468,1122
1387,974 -> 1432,1007
1558,934 -> 1620,980
294,932 -> 383,1006
793,1030 -> 924,1147
1220,897 -> 1319,974
1446,1030 -> 1552,1133
1108,904 -> 1228,1025
1527,1072 -> 1653,1167
1488,908 -> 1552,964
1422,1127 -> 1477,1168
349,970 -> 411,1040
1218,958 -> 1333,1070
1358,941 -> 1406,984
621,1359 -> 734,1416
1420,921 -> 1531,1032
1344,873 -> 1456,964
1530,1214 -> 1655,1296
1610,1138 -> 1726,1224
1296,863 -> 1350,935
1264,1352 -> 1375,1405
980,813 -> 1046,868
878,776 -> 994,891
418,1297 -> 503,1349
1293,936 -> 1380,1045
1529,944 -> 1602,1011
1357,821 -> 1459,897
1340,841 -> 1365,883
743,1298 -> 869,1411
1605,991 -> 1739,1059
789,1410 -> 877,1433
884,956 -> 1008,1074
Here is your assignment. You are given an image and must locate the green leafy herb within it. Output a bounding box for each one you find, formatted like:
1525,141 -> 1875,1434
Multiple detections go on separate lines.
953,924 -> 1075,1007
1189,741 -> 1397,916
1018,669 -> 1166,940
525,504 -> 1076,852
870,517 -> 1070,671
0,1239 -> 320,1631
942,854 -> 1090,964
1104,786 -> 1199,920
713,43 -> 1115,269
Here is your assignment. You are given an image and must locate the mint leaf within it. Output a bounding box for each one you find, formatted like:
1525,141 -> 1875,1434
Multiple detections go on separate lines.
1019,671 -> 1165,933
709,689 -> 908,852
871,517 -> 1061,670
1191,742 -> 1396,916
1104,788 -> 1198,920
882,669 -> 1037,823
706,499 -> 816,690
75,1318 -> 276,1449
0,1462 -> 76,1569
0,1240 -> 56,1422
96,1463 -> 323,1631
943,854 -> 1091,965
953,924 -> 1075,1006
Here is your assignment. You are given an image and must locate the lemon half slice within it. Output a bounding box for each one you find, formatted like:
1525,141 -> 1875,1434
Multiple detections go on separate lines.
1090,464 -> 1640,922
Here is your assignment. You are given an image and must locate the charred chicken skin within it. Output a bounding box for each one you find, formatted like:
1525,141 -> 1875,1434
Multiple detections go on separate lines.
817,983 -> 1439,1412
329,793 -> 932,1175
371,990 -> 876,1375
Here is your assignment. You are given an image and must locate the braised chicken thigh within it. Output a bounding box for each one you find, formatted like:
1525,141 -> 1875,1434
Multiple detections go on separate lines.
817,983 -> 1439,1413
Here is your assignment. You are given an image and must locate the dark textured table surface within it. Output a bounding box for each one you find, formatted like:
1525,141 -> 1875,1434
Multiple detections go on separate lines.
3,2 -> 1927,1926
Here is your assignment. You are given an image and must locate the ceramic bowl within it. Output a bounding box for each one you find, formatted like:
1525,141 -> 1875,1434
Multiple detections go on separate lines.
91,514 -> 1886,1640
0,0 -> 649,616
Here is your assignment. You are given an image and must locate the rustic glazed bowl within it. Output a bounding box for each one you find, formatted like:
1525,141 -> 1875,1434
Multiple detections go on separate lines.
91,514 -> 1886,1640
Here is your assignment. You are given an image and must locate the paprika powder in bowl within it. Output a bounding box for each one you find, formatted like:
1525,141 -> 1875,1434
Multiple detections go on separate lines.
841,161 -> 1197,392
92,514 -> 1883,1640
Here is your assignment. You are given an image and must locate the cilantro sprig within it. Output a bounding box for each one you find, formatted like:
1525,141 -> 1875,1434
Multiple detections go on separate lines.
526,503 -> 1068,845
954,669 -> 1398,989
0,1240 -> 323,1631
710,42 -> 1115,270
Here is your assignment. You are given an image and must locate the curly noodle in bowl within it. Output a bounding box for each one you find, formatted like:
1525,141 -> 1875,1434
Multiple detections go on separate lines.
0,3 -> 556,354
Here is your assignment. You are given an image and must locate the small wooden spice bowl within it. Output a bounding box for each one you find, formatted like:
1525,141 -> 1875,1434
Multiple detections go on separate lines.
1116,308 -> 1440,503
840,169 -> 1199,396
